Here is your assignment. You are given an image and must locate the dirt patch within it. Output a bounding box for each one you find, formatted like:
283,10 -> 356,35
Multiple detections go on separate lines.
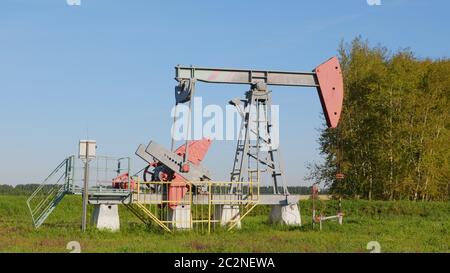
270,235 -> 282,242
251,247 -> 265,253
35,238 -> 67,250
187,240 -> 209,251
0,226 -> 17,233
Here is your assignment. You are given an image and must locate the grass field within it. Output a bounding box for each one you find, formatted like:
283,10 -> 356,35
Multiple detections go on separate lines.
0,195 -> 449,253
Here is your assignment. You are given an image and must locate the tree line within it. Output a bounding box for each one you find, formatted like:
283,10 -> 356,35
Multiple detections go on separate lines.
308,37 -> 450,201
0,184 -> 45,195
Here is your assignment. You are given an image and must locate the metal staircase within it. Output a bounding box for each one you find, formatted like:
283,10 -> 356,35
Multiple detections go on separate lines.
26,156 -> 75,228
124,203 -> 171,232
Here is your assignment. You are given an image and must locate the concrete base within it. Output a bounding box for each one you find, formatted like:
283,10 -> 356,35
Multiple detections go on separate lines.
269,204 -> 302,226
214,205 -> 241,228
168,205 -> 192,230
91,204 -> 120,231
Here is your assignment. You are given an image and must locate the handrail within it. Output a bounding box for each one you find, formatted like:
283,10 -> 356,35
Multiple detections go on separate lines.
26,158 -> 68,203
26,156 -> 74,228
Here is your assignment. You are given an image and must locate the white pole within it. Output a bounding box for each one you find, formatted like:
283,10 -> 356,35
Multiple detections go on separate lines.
81,142 -> 89,232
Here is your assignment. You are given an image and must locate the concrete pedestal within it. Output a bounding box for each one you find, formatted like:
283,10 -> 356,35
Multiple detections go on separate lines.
269,204 -> 301,226
91,204 -> 120,231
168,205 -> 192,230
214,205 -> 241,228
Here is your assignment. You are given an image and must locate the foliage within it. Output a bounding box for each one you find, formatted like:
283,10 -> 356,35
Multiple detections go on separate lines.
308,37 -> 450,201
0,184 -> 44,195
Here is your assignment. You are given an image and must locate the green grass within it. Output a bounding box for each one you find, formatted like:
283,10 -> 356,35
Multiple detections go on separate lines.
0,195 -> 449,253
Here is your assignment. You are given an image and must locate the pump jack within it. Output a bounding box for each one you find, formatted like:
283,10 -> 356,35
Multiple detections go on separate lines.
135,56 -> 344,226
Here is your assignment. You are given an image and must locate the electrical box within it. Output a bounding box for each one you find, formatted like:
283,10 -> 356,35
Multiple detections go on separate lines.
79,140 -> 97,161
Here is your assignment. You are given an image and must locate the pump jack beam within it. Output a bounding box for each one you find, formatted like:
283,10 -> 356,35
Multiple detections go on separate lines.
175,56 -> 344,128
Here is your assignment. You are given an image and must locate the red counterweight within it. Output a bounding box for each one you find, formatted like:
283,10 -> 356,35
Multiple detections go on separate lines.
174,138 -> 213,166
314,57 -> 344,129
144,138 -> 213,209
168,138 -> 212,209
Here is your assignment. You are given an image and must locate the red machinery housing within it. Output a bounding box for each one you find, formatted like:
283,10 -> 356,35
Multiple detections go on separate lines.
112,173 -> 137,190
143,138 -> 212,208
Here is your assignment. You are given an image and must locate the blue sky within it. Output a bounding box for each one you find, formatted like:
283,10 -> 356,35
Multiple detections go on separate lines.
0,0 -> 449,185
